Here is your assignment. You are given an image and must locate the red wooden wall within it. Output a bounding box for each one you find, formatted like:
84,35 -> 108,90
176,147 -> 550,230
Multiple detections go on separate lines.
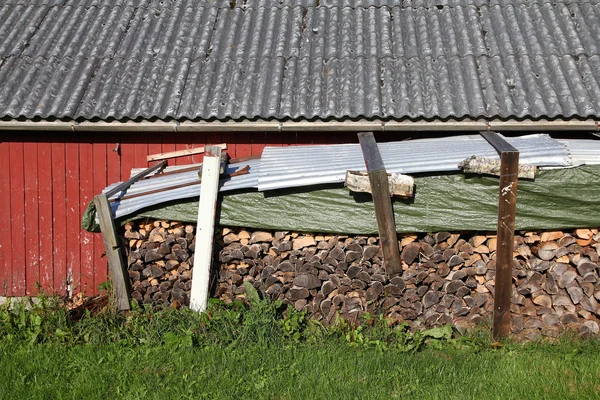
0,130 -> 370,297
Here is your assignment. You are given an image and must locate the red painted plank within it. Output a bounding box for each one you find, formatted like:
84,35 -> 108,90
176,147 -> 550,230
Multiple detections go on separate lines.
160,132 -> 176,160
221,133 -> 236,158
148,133 -> 162,167
326,132 -> 348,145
264,133 -> 283,153
133,133 -> 148,169
51,137 -> 67,296
282,132 -> 298,147
9,142 -> 26,295
38,140 -> 54,293
174,132 -> 190,166
65,139 -> 81,296
79,140 -> 95,295
309,133 -> 327,145
235,133 -> 252,157
251,132 -> 266,155
0,140 -> 12,295
190,133 -> 207,164
120,140 -> 136,181
107,133 -> 122,184
23,141 -> 40,295
105,133 -> 121,293
93,133 -> 109,291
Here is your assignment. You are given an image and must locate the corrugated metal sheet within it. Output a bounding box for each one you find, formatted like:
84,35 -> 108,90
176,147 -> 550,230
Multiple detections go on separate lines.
258,134 -> 570,190
0,0 -> 600,120
559,138 -> 600,166
105,159 -> 260,219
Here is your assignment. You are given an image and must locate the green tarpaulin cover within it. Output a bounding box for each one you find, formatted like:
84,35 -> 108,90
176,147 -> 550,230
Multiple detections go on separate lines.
83,165 -> 600,234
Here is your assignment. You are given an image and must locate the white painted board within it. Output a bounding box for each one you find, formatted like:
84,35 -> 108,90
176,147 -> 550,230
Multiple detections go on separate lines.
189,146 -> 222,312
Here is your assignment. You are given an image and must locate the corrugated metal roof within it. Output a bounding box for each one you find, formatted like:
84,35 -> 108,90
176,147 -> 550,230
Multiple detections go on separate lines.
257,133 -> 570,190
1,0 -> 599,121
105,158 -> 259,219
319,0 -> 600,7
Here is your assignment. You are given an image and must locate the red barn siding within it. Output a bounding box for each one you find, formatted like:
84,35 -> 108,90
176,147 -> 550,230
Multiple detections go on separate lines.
0,131 -> 359,297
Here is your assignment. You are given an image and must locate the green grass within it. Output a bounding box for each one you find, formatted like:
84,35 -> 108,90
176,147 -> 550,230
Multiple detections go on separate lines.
1,340 -> 600,399
1,291 -> 600,399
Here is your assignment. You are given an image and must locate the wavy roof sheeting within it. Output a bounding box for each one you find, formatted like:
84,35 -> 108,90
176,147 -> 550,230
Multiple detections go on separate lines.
0,0 -> 599,121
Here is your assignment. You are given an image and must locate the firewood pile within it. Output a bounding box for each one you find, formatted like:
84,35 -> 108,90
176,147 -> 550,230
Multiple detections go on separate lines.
123,220 -> 600,339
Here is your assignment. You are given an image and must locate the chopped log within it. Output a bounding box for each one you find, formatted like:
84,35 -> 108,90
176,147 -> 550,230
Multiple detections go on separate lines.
536,242 -> 559,261
345,170 -> 414,198
575,229 -> 593,240
459,156 -> 536,179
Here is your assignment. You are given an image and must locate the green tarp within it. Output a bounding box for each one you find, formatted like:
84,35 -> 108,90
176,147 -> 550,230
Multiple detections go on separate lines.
106,165 -> 600,234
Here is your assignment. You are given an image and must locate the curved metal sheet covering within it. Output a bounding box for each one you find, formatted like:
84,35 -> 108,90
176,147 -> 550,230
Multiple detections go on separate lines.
1,0 -> 600,120
257,134 -> 570,191
104,159 -> 259,219
559,138 -> 600,166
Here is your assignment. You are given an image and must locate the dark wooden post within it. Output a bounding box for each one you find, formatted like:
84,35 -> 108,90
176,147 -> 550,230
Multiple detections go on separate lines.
357,132 -> 402,276
93,194 -> 131,311
480,132 -> 519,339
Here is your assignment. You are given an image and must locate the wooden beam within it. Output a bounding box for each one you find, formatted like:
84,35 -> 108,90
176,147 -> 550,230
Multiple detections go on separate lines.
189,146 -> 222,312
146,143 -> 227,162
481,131 -> 519,340
93,194 -> 131,311
357,132 -> 402,276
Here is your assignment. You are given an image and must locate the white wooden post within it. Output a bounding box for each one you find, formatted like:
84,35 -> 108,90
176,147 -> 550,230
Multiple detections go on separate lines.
189,146 -> 222,312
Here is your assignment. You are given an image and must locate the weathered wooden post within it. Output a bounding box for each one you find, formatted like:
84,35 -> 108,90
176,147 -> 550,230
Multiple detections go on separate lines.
190,146 -> 222,312
480,132 -> 519,339
93,160 -> 167,311
93,194 -> 132,311
357,132 -> 402,276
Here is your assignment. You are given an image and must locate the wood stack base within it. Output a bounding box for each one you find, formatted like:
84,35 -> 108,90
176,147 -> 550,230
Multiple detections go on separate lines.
123,221 -> 600,339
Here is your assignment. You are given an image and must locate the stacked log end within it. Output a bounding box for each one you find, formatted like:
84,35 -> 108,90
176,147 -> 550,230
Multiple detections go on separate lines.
124,220 -> 195,308
122,221 -> 600,339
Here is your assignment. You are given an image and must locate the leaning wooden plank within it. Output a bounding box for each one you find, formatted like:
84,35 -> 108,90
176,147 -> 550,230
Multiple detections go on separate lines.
190,146 -> 222,312
93,194 -> 131,311
105,160 -> 167,198
146,143 -> 227,162
357,132 -> 402,276
459,156 -> 536,179
345,170 -> 414,198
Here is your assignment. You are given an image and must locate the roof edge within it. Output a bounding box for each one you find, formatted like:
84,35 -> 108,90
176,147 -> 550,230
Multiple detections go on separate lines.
0,119 -> 598,132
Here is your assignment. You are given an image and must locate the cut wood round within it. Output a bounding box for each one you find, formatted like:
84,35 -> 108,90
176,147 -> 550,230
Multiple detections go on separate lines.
536,242 -> 559,261
575,229 -> 593,240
